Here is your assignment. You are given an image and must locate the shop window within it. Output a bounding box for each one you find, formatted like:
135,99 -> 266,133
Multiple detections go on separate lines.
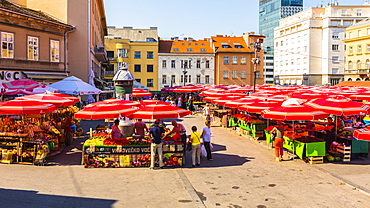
28,36 -> 38,61
50,40 -> 59,62
1,32 -> 14,58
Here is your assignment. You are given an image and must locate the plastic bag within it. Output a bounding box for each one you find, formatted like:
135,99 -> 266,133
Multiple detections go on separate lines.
186,142 -> 192,151
210,143 -> 213,149
201,145 -> 207,157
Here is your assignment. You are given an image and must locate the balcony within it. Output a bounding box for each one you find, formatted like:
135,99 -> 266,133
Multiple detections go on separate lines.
105,71 -> 115,75
94,44 -> 107,62
344,69 -> 370,75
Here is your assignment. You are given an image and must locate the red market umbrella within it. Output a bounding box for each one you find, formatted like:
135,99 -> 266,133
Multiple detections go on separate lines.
266,95 -> 289,102
239,101 -> 281,114
88,98 -> 140,107
203,96 -> 225,102
305,97 -> 370,116
290,93 -> 326,100
173,86 -> 203,93
224,98 -> 262,108
139,99 -> 170,106
74,104 -> 139,120
211,96 -> 243,105
50,93 -> 80,103
16,93 -> 75,107
0,100 -> 56,115
349,93 -> 370,101
2,89 -> 35,96
128,104 -> 191,119
132,88 -> 152,97
200,89 -> 228,97
262,104 -> 328,121
2,78 -> 40,90
353,127 -> 370,141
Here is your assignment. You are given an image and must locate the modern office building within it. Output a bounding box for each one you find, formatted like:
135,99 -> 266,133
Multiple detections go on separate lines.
343,18 -> 370,82
274,4 -> 370,86
259,0 -> 303,84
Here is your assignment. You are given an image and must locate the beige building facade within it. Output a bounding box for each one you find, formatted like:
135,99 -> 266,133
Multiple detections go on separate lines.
0,0 -> 74,85
9,0 -> 108,87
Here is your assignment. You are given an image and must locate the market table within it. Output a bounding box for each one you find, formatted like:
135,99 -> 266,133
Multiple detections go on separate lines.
283,136 -> 326,159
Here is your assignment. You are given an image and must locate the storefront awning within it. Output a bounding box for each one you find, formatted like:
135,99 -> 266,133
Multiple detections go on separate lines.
23,71 -> 68,81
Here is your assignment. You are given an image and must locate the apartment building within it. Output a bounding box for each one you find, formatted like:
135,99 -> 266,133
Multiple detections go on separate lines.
9,0 -> 108,88
158,38 -> 215,89
0,0 -> 74,85
106,27 -> 159,91
343,18 -> 370,81
274,4 -> 370,86
212,34 -> 264,86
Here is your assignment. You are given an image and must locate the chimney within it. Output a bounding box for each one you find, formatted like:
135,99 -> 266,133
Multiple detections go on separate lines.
174,37 -> 179,41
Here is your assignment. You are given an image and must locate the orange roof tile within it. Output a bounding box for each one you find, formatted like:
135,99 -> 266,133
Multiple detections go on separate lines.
335,81 -> 370,87
211,36 -> 252,53
169,40 -> 214,53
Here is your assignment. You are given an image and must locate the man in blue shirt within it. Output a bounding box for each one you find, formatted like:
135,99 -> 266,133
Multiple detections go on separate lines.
149,120 -> 165,169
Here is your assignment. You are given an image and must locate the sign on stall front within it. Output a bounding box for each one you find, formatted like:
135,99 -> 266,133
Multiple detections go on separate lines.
0,71 -> 25,85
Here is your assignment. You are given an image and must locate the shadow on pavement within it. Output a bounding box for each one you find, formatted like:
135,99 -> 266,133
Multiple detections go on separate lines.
0,188 -> 116,208
48,137 -> 86,166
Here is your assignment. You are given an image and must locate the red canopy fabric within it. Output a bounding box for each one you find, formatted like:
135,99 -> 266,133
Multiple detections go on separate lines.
353,127 -> 370,141
16,93 -> 75,107
262,104 -> 328,121
238,102 -> 281,114
88,98 -> 140,107
305,97 -> 370,116
224,98 -> 262,108
0,100 -> 56,115
173,86 -> 203,93
132,88 -> 152,97
75,104 -> 138,120
2,78 -> 40,90
128,104 -> 191,119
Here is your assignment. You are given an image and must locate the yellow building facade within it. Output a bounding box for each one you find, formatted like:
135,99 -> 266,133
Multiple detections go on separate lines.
343,19 -> 370,81
104,38 -> 130,84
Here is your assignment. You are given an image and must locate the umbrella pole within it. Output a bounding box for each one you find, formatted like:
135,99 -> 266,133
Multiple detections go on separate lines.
292,120 -> 295,160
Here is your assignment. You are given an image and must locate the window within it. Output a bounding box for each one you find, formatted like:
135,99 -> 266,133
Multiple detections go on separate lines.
188,75 -> 191,83
28,36 -> 38,60
136,79 -> 141,83
196,75 -> 201,84
171,75 -> 175,84
232,56 -> 238,64
332,68 -> 339,74
162,75 -> 167,84
332,56 -> 339,63
134,64 -> 141,72
147,51 -> 154,59
186,48 -> 193,51
196,60 -> 201,68
50,40 -> 59,62
205,75 -> 210,84
134,51 -> 141,59
147,65 -> 154,72
181,75 -> 184,83
232,71 -> 237,79
342,9 -> 347,15
368,28 -> 370,35
162,60 -> 167,68
116,62 -> 123,71
255,71 -> 260,79
349,46 -> 353,54
332,44 -> 339,51
357,60 -> 362,69
367,44 -> 370,53
171,60 -> 176,68
117,49 -> 128,58
200,48 -> 206,51
223,56 -> 229,64
291,59 -> 294,65
332,32 -> 339,39
184,75 -> 188,83
223,70 -> 229,78
348,61 -> 353,70
1,32 -> 14,58
366,59 -> 370,69
297,58 -> 300,65
303,46 -> 307,52
240,56 -> 246,64
206,60 -> 210,68
349,32 -> 353,39
241,71 -> 246,79
357,9 -> 362,16
147,79 -> 154,88
358,45 -> 362,54
358,30 -> 362,37
173,48 -> 179,51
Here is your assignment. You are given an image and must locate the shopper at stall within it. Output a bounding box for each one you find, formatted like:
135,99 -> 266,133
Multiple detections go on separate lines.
201,120 -> 213,160
149,120 -> 165,169
188,126 -> 201,167
111,119 -> 122,139
271,121 -> 285,162
325,117 -> 336,151
170,120 -> 187,145
203,104 -> 211,122
63,115 -> 73,146
133,119 -> 148,139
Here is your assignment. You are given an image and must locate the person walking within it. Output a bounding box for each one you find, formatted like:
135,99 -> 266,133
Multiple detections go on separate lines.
201,120 -> 213,160
188,126 -> 201,167
203,104 -> 211,122
133,119 -> 148,139
271,121 -> 285,161
111,119 -> 122,139
149,120 -> 165,169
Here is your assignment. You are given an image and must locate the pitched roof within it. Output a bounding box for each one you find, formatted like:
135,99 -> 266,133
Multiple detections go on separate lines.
158,40 -> 173,53
0,0 -> 71,26
159,39 -> 214,54
211,36 -> 252,53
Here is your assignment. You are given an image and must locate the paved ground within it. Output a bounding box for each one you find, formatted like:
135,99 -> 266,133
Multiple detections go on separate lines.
0,115 -> 370,207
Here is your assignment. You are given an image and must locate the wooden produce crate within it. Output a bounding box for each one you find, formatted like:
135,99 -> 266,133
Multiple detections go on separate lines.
307,156 -> 324,164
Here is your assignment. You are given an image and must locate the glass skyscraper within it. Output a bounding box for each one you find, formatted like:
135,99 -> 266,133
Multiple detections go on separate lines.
259,0 -> 303,54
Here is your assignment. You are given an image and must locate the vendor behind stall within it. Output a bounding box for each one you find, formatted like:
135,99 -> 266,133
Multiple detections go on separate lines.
169,120 -> 186,144
111,119 -> 122,139
325,117 -> 336,150
133,119 -> 148,139
305,121 -> 315,136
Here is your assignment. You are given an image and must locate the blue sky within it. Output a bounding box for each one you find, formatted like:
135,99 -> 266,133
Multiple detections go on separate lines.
104,0 -> 368,40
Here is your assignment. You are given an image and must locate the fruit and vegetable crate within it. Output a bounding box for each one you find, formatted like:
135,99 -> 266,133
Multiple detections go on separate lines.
307,156 -> 324,164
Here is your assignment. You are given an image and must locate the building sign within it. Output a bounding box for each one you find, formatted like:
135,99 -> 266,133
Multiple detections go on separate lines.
0,71 -> 25,85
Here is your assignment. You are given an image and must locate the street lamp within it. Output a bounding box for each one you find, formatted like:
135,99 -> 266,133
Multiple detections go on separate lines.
183,64 -> 188,86
252,39 -> 263,93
